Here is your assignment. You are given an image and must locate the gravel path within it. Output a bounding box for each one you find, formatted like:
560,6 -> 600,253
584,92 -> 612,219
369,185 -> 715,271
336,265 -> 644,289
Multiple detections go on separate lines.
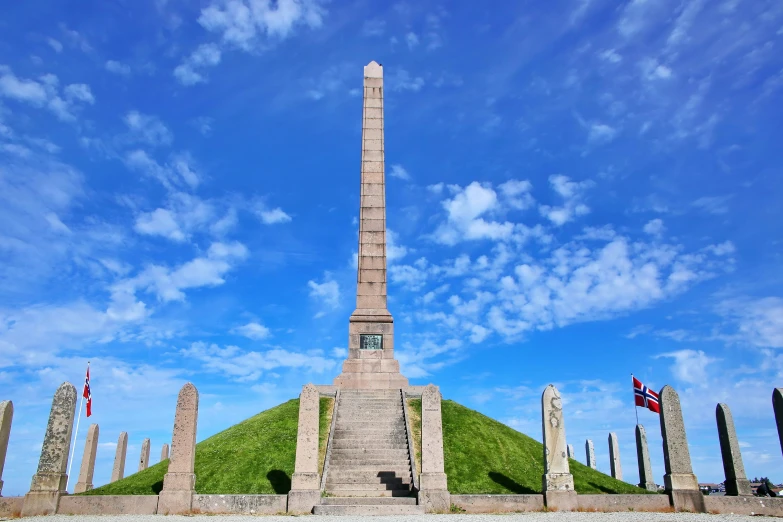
13,514 -> 778,522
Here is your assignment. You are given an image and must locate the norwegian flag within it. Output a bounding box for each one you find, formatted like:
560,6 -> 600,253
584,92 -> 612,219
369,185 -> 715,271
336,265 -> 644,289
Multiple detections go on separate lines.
633,376 -> 659,413
83,364 -> 92,417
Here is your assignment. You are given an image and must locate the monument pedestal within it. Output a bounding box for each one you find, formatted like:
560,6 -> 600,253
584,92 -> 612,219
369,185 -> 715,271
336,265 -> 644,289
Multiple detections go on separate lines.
665,473 -> 705,512
288,472 -> 320,514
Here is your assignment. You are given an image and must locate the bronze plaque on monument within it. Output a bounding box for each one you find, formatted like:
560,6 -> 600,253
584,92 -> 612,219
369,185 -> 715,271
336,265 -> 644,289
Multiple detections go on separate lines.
360,334 -> 383,350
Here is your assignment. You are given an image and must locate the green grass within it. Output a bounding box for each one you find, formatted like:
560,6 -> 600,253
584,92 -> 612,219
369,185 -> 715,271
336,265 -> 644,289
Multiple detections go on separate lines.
86,395 -> 649,496
85,397 -> 333,495
408,398 -> 652,495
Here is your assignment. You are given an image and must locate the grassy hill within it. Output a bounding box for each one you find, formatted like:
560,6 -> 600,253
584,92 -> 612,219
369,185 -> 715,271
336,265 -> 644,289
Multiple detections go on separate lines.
86,396 -> 649,496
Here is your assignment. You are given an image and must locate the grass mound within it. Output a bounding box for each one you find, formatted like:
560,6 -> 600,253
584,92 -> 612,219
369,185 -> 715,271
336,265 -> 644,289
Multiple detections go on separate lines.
85,398 -> 333,495
408,399 -> 652,495
87,395 -> 649,496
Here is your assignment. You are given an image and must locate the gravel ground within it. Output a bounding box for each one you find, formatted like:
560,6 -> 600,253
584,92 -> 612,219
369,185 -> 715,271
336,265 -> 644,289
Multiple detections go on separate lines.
12,514 -> 780,522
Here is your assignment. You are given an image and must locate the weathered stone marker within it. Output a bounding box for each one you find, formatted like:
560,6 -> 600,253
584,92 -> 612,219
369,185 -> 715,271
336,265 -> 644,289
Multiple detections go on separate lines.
74,423 -> 99,493
0,400 -> 13,496
158,383 -> 199,515
161,443 -> 170,462
567,444 -> 574,459
585,439 -> 596,469
541,385 -> 576,511
659,385 -> 704,512
635,424 -> 657,491
111,431 -> 128,483
716,403 -> 752,496
332,61 -> 408,390
138,437 -> 150,471
288,384 -> 320,514
608,432 -> 622,481
774,388 -> 783,459
420,384 -> 450,512
21,382 -> 77,516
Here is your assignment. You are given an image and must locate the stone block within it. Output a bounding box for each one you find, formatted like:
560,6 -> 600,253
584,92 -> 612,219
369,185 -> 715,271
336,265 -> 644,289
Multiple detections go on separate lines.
361,206 -> 384,220
567,444 -> 574,459
585,439 -> 596,469
635,424 -> 657,491
359,269 -> 386,282
111,432 -> 127,482
363,171 -> 384,183
287,488 -> 320,514
360,230 -> 384,244
193,494 -> 287,514
363,139 -> 383,150
420,472 -> 447,490
544,490 -> 578,512
361,184 -> 384,197
158,489 -> 193,515
159,382 -> 199,515
449,494 -> 544,513
161,443 -> 169,461
541,385 -> 574,492
363,128 -> 383,141
364,107 -> 383,119
361,219 -> 385,232
364,87 -> 382,99
669,489 -> 706,513
74,423 -> 99,493
716,403 -> 752,496
608,432 -> 622,481
357,294 -> 387,309
704,496 -> 783,516
421,385 -> 446,474
350,321 -> 393,334
0,401 -> 12,496
364,98 -> 383,108
361,195 -> 384,208
22,382 -> 76,517
357,282 -> 386,296
364,76 -> 382,87
57,495 -> 160,515
419,489 -> 450,513
0,496 -> 23,517
576,494 -> 671,512
138,438 -> 150,471
359,256 -> 386,270
362,161 -> 383,172
359,243 -> 384,258
292,384 -> 320,477
659,385 -> 701,511
364,118 -> 383,129
363,149 -> 383,161
774,388 -> 783,458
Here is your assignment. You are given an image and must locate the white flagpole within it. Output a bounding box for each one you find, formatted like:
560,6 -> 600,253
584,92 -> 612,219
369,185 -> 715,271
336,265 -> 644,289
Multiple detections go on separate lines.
66,394 -> 84,491
66,361 -> 88,492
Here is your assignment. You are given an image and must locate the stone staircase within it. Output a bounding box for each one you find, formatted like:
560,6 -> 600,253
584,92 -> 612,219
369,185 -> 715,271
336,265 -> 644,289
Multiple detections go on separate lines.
314,389 -> 424,515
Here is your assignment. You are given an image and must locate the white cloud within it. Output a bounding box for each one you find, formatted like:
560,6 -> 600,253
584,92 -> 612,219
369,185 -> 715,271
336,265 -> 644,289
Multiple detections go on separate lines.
47,38 -> 63,53
657,349 -> 717,385
105,60 -> 131,75
386,229 -> 408,263
389,164 -> 410,180
123,150 -> 201,191
692,195 -> 730,214
587,123 -> 617,145
643,218 -> 665,236
124,111 -> 173,147
174,43 -> 222,86
405,32 -> 419,50
498,179 -> 534,210
362,19 -> 385,37
539,174 -> 593,226
234,321 -> 271,340
308,274 -> 340,316
715,297 -> 783,348
434,182 -> 513,245
386,69 -> 425,92
599,49 -> 622,63
64,83 -> 95,104
640,58 -> 674,80
198,0 -> 325,51
134,208 -> 185,241
258,207 -> 292,224
0,67 -> 94,121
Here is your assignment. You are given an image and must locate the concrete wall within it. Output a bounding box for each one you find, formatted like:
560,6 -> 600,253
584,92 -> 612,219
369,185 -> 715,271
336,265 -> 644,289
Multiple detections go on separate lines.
704,496 -> 783,516
577,494 -> 671,512
58,495 -> 159,515
193,494 -> 287,514
0,496 -> 23,517
450,494 -> 544,513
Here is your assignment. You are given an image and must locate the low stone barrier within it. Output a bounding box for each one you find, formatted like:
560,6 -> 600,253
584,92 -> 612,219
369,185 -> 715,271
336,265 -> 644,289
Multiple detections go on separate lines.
0,496 -> 23,517
704,496 -> 783,516
57,495 -> 159,515
193,494 -> 287,514
450,494 -> 544,513
577,494 -> 671,512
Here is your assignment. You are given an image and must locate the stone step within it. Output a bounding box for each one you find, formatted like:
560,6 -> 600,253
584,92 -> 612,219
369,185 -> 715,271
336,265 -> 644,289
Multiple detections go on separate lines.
326,471 -> 412,483
326,483 -> 412,492
329,458 -> 411,467
340,392 -> 401,397
330,448 -> 410,457
331,442 -> 409,450
328,466 -> 412,474
327,478 -> 412,488
335,422 -> 405,430
340,399 -> 401,405
313,504 -> 425,515
320,497 -> 417,506
322,489 -> 415,498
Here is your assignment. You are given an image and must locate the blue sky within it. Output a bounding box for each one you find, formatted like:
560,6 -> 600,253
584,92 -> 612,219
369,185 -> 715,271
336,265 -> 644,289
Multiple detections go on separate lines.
1,0 -> 782,496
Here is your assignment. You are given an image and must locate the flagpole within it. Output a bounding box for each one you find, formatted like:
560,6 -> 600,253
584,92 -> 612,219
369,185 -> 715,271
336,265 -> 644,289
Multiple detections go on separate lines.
66,394 -> 84,491
66,361 -> 88,492
632,373 -> 640,426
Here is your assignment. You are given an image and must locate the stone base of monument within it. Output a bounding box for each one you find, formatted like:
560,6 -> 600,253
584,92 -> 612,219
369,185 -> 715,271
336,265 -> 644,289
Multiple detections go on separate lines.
20,490 -> 62,517
725,477 -> 753,496
639,481 -> 658,492
665,472 -> 705,512
544,490 -> 578,512
419,489 -> 450,513
287,489 -> 320,514
158,490 -> 194,515
73,481 -> 93,494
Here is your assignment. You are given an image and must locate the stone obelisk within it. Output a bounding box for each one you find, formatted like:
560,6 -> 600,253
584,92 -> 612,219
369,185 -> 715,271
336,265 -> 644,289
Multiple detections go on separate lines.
333,61 -> 408,389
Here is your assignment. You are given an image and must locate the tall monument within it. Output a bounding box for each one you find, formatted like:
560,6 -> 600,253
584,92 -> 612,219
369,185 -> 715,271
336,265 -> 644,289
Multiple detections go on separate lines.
333,61 -> 409,389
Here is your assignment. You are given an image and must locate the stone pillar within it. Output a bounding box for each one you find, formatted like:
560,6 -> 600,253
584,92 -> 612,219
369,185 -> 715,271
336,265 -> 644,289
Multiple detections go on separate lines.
419,384 -> 450,512
774,388 -> 783,459
567,444 -> 574,459
716,403 -> 752,496
608,432 -> 622,481
659,385 -> 704,512
21,382 -> 77,516
585,439 -> 596,469
635,424 -> 657,491
161,443 -> 169,462
138,438 -> 150,471
541,385 -> 576,511
74,423 -> 99,493
0,401 -> 13,496
111,432 -> 128,483
287,384 -> 320,514
333,61 -> 408,390
158,383 -> 199,515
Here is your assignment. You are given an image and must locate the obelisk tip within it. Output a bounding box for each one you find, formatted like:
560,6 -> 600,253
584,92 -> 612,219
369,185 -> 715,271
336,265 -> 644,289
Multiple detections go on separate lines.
364,61 -> 383,78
